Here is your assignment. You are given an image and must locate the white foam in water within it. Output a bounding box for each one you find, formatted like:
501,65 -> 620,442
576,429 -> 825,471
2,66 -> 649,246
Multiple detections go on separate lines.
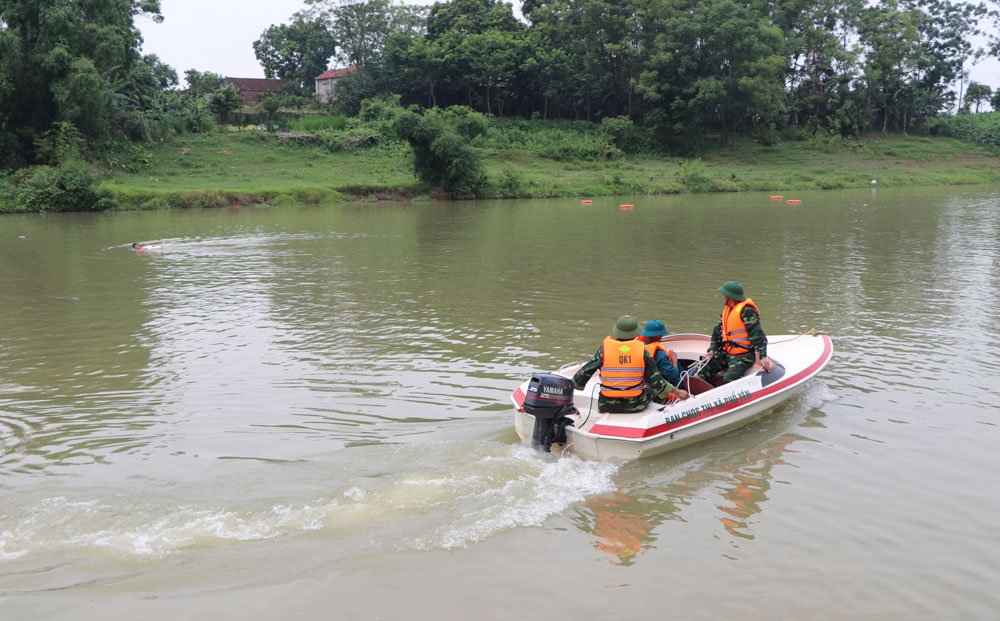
411,446 -> 620,550
0,444 -> 620,560
0,530 -> 27,560
1,496 -> 339,559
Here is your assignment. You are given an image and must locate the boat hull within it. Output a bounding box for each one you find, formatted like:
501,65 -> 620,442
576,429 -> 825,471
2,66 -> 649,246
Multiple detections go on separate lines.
511,333 -> 832,460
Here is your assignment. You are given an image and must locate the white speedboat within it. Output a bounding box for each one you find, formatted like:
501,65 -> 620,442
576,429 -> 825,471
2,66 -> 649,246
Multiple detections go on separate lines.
510,332 -> 832,460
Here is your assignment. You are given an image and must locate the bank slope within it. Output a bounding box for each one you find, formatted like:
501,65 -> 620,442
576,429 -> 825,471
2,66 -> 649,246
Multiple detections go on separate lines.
103,132 -> 1000,208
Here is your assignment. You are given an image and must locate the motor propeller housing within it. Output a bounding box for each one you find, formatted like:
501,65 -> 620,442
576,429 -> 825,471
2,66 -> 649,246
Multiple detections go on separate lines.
522,373 -> 577,451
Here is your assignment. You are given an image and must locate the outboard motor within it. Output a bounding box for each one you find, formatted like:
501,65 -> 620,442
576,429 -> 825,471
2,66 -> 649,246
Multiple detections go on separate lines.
522,373 -> 577,452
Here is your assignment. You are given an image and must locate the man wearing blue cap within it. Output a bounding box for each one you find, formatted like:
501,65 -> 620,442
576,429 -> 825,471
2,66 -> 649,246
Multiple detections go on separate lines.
698,281 -> 774,385
573,314 -> 690,413
637,319 -> 681,385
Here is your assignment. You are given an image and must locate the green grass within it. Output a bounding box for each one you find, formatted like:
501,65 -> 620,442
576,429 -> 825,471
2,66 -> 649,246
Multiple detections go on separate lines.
288,114 -> 348,132
105,132 -> 417,206
102,128 -> 1000,208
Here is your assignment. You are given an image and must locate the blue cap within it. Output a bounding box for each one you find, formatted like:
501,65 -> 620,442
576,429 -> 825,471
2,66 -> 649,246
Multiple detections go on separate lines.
641,319 -> 669,338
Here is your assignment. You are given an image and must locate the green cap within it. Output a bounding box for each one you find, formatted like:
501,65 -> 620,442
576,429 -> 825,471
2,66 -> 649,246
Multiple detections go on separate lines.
612,315 -> 642,339
717,281 -> 746,301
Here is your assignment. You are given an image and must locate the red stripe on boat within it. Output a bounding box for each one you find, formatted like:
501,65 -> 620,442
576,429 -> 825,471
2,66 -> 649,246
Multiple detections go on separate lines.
590,336 -> 832,439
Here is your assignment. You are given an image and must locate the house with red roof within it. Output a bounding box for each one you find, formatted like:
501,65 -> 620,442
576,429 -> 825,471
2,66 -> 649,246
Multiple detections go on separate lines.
221,77 -> 291,104
315,67 -> 358,103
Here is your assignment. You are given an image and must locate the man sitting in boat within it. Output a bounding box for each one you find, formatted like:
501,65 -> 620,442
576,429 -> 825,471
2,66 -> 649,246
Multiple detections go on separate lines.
698,281 -> 775,385
573,315 -> 690,413
637,319 -> 680,385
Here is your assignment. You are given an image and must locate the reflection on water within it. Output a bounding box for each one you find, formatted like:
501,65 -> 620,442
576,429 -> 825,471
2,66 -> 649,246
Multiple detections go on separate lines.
577,430 -> 810,564
713,434 -> 801,539
585,492 -> 657,565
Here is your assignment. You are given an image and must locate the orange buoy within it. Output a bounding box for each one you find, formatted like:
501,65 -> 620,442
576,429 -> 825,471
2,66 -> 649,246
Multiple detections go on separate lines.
581,199 -> 593,204
769,195 -> 782,200
619,204 -> 634,210
787,199 -> 802,205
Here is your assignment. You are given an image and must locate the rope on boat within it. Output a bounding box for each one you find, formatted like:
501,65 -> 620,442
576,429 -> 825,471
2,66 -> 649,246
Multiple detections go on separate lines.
678,355 -> 709,386
578,380 -> 599,429
767,327 -> 820,344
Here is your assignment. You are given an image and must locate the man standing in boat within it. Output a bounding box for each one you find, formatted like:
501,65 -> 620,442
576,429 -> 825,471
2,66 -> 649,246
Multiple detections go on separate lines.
573,315 -> 690,413
698,281 -> 775,385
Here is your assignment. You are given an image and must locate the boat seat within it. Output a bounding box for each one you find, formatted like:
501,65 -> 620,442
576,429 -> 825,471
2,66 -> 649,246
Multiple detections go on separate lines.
683,376 -> 714,395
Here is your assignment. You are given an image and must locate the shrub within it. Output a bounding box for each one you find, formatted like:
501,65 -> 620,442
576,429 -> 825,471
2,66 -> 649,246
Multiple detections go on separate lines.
33,122 -> 86,165
600,115 -> 634,151
359,95 -> 403,123
495,166 -> 524,197
0,165 -> 115,213
478,117 -> 624,161
290,114 -> 348,132
750,122 -> 780,146
441,106 -> 488,140
393,109 -> 488,199
679,158 -> 712,191
930,112 -> 1000,149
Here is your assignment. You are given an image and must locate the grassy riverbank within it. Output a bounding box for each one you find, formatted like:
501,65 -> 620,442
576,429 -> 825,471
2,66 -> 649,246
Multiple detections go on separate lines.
102,127 -> 1000,209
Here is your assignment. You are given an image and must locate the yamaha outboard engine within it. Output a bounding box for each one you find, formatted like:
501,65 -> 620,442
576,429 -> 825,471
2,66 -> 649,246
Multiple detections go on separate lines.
522,373 -> 577,452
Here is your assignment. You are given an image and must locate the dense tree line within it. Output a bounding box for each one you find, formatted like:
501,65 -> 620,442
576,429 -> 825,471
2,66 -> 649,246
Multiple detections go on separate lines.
2,0 -> 998,179
262,0 -> 998,146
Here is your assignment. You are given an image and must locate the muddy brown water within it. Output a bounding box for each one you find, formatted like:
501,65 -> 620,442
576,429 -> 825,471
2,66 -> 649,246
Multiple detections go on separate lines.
1,185 -> 998,618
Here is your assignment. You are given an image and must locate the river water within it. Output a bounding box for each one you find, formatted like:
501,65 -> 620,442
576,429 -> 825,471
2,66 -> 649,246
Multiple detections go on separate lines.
1,185 -> 998,618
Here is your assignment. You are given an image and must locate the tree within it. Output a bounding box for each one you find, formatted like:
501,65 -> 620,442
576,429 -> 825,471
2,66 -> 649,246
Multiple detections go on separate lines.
636,0 -> 787,146
184,70 -> 224,97
518,25 -> 576,119
0,0 -> 164,165
111,54 -> 178,113
393,106 -> 489,198
529,0 -> 646,120
383,33 -> 447,107
779,0 -> 865,135
857,1 -> 922,132
460,29 -> 529,115
209,86 -> 243,124
303,0 -> 427,68
963,81 -> 992,113
253,16 -> 337,91
901,0 -> 989,131
425,0 -> 522,39
410,0 -> 526,115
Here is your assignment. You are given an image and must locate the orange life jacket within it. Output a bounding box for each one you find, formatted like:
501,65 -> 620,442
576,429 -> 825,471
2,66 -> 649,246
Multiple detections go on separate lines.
721,297 -> 759,355
643,342 -> 671,359
600,336 -> 646,398
643,342 -> 680,400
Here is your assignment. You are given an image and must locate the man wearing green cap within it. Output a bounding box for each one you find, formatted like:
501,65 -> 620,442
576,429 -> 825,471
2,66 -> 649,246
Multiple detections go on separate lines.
698,281 -> 774,385
573,315 -> 690,413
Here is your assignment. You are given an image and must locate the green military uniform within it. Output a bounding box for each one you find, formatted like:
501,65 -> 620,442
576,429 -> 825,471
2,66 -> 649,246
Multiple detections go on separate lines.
698,281 -> 768,385
572,316 -> 677,413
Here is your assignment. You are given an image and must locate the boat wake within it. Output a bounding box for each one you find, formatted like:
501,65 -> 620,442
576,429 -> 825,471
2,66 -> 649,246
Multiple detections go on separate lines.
0,442 -> 619,562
